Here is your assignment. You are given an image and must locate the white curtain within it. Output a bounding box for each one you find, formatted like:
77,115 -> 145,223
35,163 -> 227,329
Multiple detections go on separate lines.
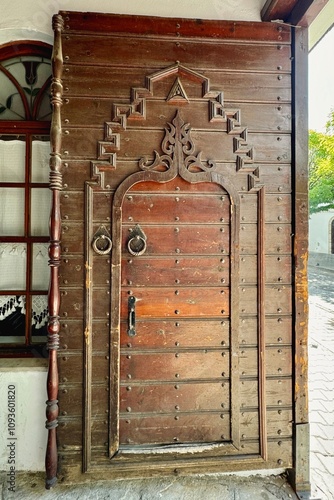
30,188 -> 51,236
31,140 -> 50,183
0,294 -> 48,329
0,139 -> 25,182
0,243 -> 26,289
32,243 -> 49,290
0,187 -> 25,236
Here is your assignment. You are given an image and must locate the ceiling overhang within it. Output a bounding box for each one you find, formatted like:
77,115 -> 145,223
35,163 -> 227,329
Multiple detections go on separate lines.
261,0 -> 329,27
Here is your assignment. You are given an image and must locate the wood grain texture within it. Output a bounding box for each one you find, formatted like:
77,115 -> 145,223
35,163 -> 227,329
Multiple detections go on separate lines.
61,12 -> 291,42
55,11 -> 299,480
120,319 -> 230,349
63,67 -> 291,102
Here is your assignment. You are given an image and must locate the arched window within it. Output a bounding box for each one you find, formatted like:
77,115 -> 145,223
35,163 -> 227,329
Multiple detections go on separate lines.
0,42 -> 52,356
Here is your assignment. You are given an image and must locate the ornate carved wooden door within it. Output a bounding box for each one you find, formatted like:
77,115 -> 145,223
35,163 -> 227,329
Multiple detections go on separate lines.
53,12 -> 308,484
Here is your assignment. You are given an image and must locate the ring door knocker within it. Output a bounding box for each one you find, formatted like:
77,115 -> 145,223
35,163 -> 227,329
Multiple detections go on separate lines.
127,224 -> 147,257
92,226 -> 112,255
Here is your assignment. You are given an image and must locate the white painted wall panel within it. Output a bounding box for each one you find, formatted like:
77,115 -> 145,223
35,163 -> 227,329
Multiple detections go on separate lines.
309,210 -> 334,253
0,362 -> 47,471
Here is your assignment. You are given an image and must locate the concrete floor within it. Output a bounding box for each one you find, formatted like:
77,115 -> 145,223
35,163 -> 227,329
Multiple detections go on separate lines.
0,471 -> 299,499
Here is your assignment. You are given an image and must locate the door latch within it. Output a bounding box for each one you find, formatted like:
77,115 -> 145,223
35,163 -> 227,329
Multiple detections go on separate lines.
128,295 -> 136,337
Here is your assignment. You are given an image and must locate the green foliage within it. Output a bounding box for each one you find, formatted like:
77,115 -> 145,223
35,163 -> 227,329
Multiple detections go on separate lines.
309,110 -> 334,214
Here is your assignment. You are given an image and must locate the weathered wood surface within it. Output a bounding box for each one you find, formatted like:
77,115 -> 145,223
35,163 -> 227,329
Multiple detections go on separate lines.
55,11 -> 299,482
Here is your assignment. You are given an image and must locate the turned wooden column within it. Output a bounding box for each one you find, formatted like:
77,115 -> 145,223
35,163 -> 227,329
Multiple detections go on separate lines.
45,13 -> 63,489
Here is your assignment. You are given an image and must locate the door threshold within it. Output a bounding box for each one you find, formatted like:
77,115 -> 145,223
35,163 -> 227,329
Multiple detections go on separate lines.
118,442 -> 232,455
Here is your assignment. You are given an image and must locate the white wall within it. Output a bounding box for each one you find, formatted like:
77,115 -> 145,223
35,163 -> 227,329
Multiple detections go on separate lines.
0,361 -> 48,471
309,210 -> 334,253
0,0 -> 265,45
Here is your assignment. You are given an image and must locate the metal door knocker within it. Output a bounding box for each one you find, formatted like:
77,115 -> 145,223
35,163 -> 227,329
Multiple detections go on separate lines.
92,226 -> 112,255
127,224 -> 147,256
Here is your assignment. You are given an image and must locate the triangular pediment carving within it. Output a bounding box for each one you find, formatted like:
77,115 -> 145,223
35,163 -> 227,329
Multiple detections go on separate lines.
107,62 -> 220,130
166,77 -> 189,103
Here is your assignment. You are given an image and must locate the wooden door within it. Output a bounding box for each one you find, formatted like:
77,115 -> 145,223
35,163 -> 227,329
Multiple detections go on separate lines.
52,12 -> 308,482
119,178 -> 232,447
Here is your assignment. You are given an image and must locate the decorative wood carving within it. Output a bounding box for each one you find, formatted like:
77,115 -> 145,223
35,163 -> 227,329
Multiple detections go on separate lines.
139,110 -> 216,176
106,62 -> 248,131
166,77 -> 189,103
46,13 -> 64,489
248,167 -> 263,191
233,133 -> 254,171
98,62 -> 256,187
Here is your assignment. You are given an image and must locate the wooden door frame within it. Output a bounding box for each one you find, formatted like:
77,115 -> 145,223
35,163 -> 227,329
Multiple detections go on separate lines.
288,26 -> 310,496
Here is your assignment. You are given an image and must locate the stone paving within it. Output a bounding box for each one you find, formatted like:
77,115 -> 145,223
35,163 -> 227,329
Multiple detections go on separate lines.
308,267 -> 334,500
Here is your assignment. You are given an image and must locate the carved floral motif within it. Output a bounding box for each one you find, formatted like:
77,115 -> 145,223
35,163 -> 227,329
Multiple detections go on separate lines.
139,110 -> 216,175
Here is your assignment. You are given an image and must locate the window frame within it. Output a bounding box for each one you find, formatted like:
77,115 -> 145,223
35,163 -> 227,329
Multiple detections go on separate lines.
0,41 -> 52,357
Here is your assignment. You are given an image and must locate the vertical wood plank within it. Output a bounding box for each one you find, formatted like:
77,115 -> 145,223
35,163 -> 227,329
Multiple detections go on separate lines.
291,25 -> 310,495
211,172 -> 241,450
258,187 -> 267,460
82,183 -> 93,471
109,204 -> 122,457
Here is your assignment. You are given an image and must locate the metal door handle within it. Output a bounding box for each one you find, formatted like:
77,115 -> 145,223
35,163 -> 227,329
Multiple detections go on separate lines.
128,295 -> 136,337
92,225 -> 112,255
127,224 -> 147,256
92,234 -> 112,255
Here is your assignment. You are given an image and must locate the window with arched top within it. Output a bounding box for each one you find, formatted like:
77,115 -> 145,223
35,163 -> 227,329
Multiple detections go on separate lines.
0,42 -> 52,356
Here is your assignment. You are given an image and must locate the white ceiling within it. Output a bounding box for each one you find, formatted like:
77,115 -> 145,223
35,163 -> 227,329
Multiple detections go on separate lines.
0,0 -> 267,45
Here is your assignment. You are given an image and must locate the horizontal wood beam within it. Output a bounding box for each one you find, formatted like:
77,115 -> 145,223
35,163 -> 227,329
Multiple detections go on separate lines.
261,0 -> 328,26
288,0 -> 329,27
261,0 -> 298,22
